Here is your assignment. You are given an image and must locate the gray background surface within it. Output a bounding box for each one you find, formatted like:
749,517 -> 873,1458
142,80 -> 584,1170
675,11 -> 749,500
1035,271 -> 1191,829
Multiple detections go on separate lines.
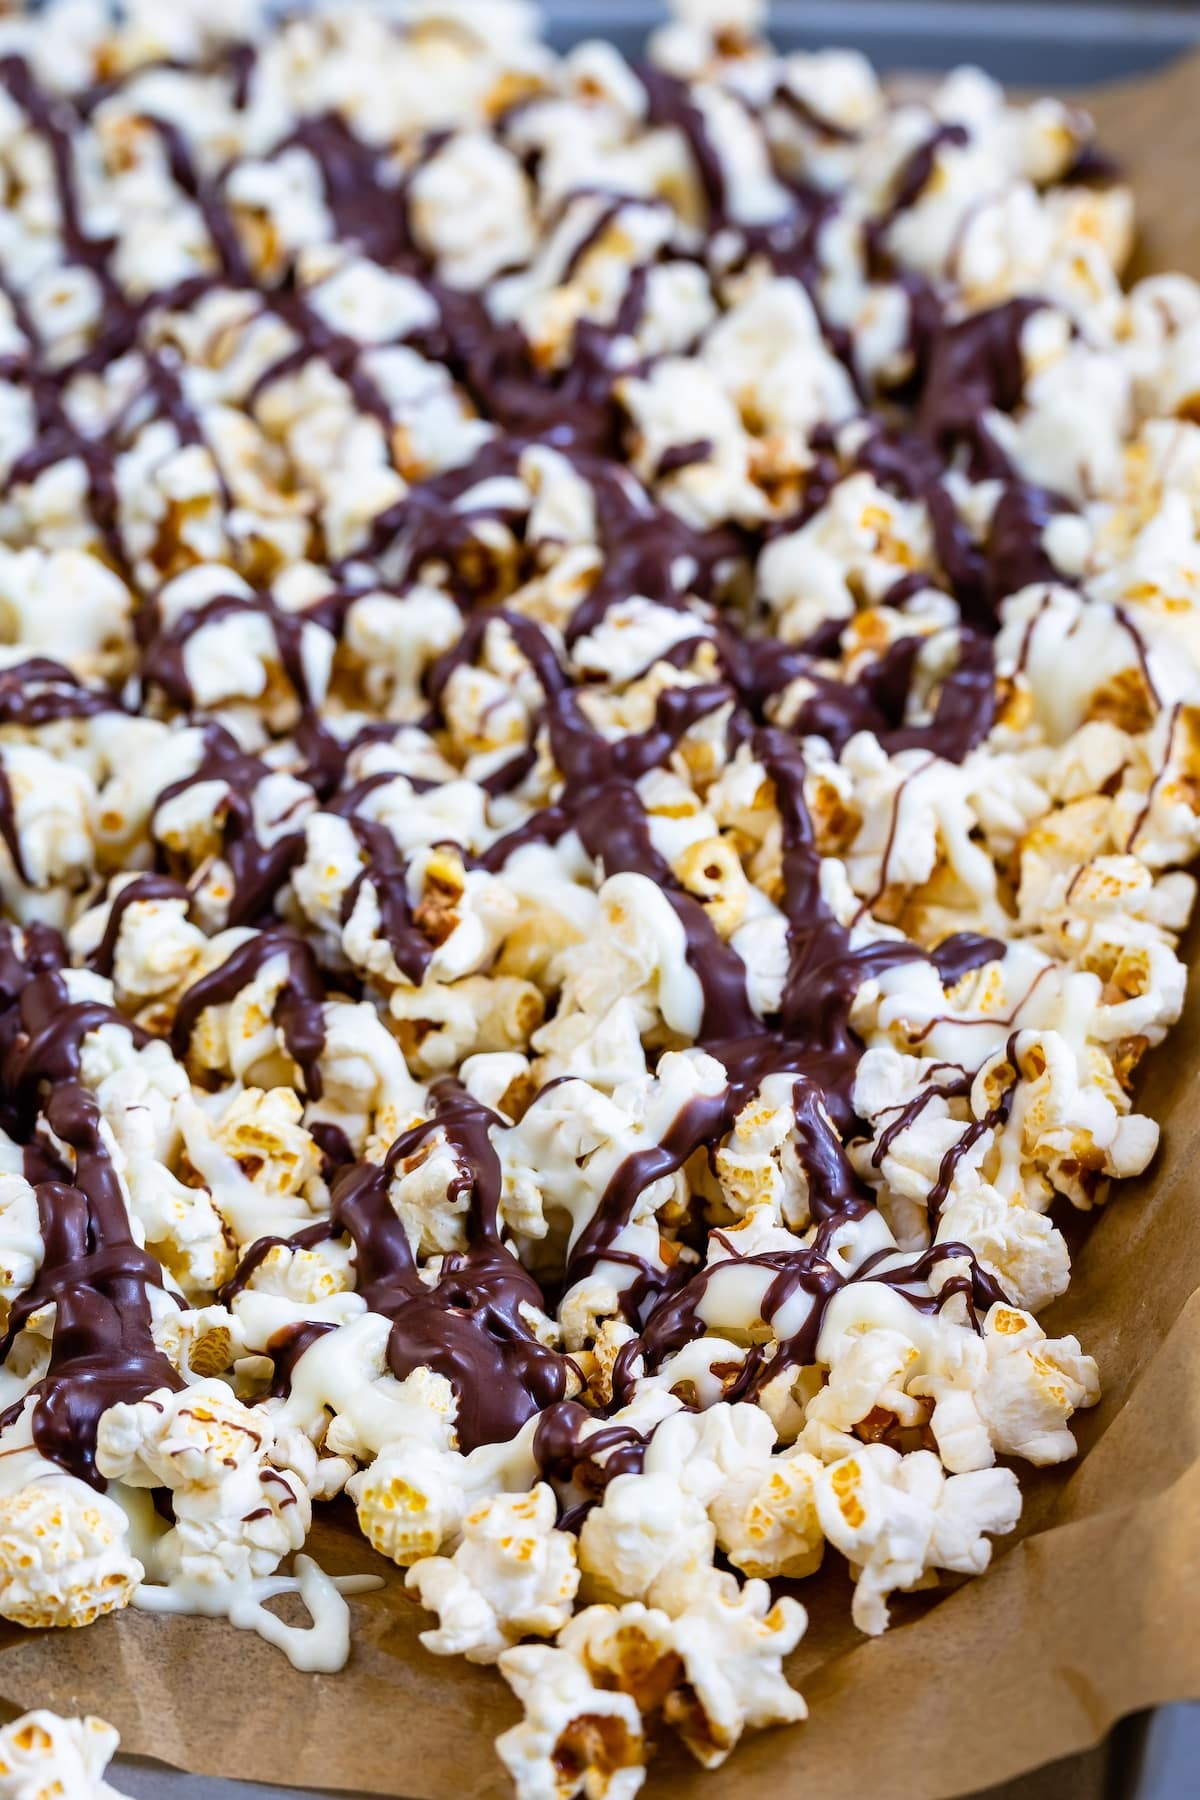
77,4 -> 1200,1796
103,1705 -> 1200,1798
548,0 -> 1200,83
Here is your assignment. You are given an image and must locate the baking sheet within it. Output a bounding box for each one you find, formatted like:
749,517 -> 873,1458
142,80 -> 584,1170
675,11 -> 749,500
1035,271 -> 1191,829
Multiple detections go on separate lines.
4,31 -> 1200,1800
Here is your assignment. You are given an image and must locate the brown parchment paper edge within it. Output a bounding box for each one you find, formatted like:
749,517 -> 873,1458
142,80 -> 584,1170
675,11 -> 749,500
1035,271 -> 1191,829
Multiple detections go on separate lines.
4,47 -> 1200,1800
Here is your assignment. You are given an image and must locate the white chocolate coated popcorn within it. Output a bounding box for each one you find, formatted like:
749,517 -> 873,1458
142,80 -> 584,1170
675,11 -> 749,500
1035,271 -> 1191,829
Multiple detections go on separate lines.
0,1409 -> 143,1632
0,1710 -> 122,1800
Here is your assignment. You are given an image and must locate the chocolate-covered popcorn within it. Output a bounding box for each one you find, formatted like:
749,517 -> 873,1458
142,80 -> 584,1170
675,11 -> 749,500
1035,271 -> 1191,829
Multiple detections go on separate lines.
0,0 -> 1192,1791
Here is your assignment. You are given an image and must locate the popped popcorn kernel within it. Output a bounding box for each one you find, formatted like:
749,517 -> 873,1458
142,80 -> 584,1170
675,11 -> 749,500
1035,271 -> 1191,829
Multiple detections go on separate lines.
0,1709 -> 122,1798
0,1480 -> 142,1631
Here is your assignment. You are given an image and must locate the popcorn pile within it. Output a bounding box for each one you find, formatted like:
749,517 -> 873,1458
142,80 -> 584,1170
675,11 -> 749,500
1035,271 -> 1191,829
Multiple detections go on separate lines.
0,0 -> 1194,1791
0,1710 -> 124,1799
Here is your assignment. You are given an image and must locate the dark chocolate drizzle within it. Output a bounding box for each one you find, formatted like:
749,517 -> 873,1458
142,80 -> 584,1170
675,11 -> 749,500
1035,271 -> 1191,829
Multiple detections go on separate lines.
170,927 -> 327,1099
0,927 -> 181,1485
0,38 -> 1091,1510
323,1082 -> 569,1451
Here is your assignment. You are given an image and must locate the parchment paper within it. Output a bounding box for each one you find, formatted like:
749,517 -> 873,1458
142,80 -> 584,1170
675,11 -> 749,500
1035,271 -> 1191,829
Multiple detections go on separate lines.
3,49 -> 1200,1800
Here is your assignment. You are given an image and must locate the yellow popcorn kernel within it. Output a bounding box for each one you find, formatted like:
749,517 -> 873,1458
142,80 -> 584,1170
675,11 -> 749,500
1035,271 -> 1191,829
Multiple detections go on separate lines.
673,835 -> 750,938
1088,665 -> 1158,734
355,1474 -> 442,1566
829,1460 -> 866,1529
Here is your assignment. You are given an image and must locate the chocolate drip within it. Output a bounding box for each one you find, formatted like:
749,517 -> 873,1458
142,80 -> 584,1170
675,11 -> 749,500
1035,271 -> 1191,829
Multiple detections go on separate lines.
753,727 -> 924,1069
924,1036 -> 1019,1222
870,124 -> 969,260
917,298 -> 1044,477
249,1082 -> 570,1451
619,1219 -> 1006,1409
870,1067 -> 972,1171
246,288 -> 396,438
0,659 -> 115,728
929,934 -> 1004,986
2,964 -> 149,1136
533,1399 -> 647,1525
338,816 -> 434,988
170,928 -> 326,1099
155,725 -> 309,927
143,595 -> 317,714
639,65 -> 729,223
89,874 -> 193,978
220,1218 -> 336,1306
284,115 -> 414,269
986,481 -> 1065,603
774,83 -> 860,145
790,1077 -> 873,1219
854,1240 -> 1009,1321
563,458 -> 738,647
623,1242 -> 840,1398
780,629 -> 996,762
0,59 -> 112,277
139,115 -> 250,285
655,438 -> 713,480
266,1320 -> 337,1401
0,925 -> 181,1484
0,1088 -> 182,1486
426,606 -> 566,713
310,1119 -> 355,1180
569,1085 -> 730,1285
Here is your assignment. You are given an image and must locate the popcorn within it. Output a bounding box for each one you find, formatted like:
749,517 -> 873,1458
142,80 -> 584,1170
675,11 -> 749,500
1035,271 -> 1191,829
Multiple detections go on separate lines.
935,1185 -> 1070,1314
712,1442 -> 825,1579
388,973 -> 545,1074
0,742 -> 95,903
350,1438 -> 468,1566
714,1072 -> 826,1227
0,549 -> 132,681
703,279 -> 857,448
814,1444 -> 1022,1635
0,1472 -> 143,1630
0,1710 -> 122,1799
913,1305 -> 1101,1471
210,1087 -> 321,1213
407,1483 -> 579,1662
619,358 -> 764,530
409,134 -> 536,290
0,1173 -> 43,1320
152,1301 -> 245,1382
656,1577 -> 807,1765
534,873 -> 707,1059
497,1642 -> 648,1800
95,1379 -> 311,1594
503,1575 -> 806,1784
70,878 -> 208,1010
578,1470 -> 716,1610
0,3 -> 1189,1791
